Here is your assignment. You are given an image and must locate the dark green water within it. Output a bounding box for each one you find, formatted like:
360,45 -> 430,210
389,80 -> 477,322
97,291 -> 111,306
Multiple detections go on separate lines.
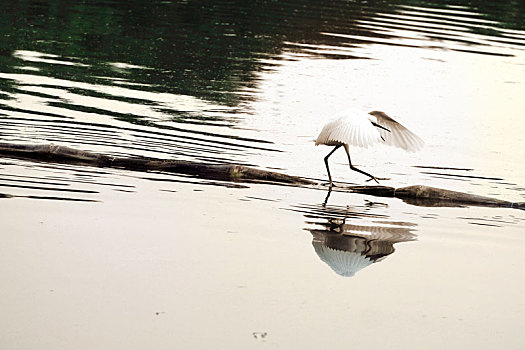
1,0 -> 523,105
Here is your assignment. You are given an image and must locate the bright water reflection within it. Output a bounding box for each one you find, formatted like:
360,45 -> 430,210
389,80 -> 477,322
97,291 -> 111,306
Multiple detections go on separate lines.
294,202 -> 417,276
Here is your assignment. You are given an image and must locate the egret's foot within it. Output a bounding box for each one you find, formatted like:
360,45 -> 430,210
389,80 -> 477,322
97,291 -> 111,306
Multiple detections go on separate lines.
365,176 -> 380,184
365,176 -> 390,183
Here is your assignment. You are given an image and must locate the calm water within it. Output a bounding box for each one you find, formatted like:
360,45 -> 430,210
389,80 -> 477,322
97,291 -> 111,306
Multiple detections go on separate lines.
1,1 -> 525,349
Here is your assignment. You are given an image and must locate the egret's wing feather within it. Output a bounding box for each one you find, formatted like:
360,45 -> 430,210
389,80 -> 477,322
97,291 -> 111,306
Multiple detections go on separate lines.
369,111 -> 424,152
316,112 -> 382,148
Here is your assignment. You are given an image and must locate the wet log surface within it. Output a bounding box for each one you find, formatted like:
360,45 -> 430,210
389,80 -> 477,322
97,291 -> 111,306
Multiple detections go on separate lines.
1,143 -> 523,210
0,143 -> 314,185
350,185 -> 524,209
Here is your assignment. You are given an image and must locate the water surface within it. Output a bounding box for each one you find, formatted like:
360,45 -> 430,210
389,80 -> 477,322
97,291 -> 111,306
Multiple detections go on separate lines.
1,1 -> 524,349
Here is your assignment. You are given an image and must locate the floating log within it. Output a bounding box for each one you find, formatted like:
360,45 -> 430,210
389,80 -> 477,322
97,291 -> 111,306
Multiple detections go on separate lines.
1,143 -> 523,210
0,143 -> 314,185
350,185 -> 524,209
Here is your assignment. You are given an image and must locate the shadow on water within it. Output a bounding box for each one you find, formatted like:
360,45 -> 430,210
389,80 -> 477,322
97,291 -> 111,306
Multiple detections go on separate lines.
291,202 -> 417,277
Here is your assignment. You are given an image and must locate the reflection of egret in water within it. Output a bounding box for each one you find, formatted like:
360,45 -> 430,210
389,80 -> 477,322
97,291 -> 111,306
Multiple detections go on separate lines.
293,203 -> 417,277
310,221 -> 417,277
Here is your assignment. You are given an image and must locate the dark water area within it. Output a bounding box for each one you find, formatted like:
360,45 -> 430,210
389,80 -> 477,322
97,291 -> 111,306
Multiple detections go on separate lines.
1,1 -> 525,349
1,1 -> 523,102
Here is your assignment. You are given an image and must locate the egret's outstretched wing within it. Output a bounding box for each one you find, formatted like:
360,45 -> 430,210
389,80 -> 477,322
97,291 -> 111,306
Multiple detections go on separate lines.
368,111 -> 424,152
315,111 -> 382,148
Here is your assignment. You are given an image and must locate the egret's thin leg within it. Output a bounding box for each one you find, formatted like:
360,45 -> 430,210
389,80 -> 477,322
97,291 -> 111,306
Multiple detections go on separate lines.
324,145 -> 341,187
343,145 -> 379,184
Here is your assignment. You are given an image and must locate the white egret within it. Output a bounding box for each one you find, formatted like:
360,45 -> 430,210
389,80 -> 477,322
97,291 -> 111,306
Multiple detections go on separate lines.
315,110 -> 424,185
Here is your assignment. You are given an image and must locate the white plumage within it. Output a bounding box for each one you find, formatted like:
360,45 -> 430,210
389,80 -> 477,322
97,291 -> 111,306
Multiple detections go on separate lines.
315,110 -> 424,184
